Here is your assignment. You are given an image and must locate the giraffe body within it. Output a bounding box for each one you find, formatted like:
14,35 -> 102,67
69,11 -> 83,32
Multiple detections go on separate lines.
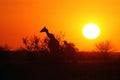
40,27 -> 60,54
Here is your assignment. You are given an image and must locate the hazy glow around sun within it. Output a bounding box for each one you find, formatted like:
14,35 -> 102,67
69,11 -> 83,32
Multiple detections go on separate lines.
82,23 -> 100,39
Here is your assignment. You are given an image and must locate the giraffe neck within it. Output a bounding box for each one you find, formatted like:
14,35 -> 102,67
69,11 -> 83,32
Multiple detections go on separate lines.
45,31 -> 55,40
46,31 -> 50,38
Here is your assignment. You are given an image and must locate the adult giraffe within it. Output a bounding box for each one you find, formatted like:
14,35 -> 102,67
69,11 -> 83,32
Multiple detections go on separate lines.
40,26 -> 60,54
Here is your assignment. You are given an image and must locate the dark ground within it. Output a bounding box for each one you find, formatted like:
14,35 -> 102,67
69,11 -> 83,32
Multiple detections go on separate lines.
1,60 -> 120,80
1,51 -> 120,80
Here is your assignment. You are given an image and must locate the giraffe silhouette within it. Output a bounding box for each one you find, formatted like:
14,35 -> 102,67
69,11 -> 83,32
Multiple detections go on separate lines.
40,27 -> 60,54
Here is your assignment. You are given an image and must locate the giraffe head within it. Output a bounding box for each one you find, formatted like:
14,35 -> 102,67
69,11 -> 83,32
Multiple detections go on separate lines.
40,26 -> 48,33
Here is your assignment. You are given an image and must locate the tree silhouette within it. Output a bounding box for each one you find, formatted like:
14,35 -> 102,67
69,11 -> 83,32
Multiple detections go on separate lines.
95,41 -> 113,53
22,35 -> 41,52
95,41 -> 114,59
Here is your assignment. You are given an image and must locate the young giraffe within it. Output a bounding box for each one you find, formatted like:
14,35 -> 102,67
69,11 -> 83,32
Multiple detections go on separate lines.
40,27 -> 60,54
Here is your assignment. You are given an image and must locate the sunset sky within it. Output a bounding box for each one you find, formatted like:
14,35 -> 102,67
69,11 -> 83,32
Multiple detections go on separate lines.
0,0 -> 120,51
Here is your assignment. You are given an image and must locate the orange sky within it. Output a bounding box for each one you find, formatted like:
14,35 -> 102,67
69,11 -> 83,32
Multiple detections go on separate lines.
0,0 -> 120,51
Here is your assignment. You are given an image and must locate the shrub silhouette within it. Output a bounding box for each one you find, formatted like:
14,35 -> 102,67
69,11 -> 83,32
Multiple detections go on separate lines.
60,41 -> 77,62
0,45 -> 10,60
0,45 -> 10,52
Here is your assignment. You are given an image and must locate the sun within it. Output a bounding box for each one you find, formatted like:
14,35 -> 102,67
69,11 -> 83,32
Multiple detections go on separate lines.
82,23 -> 100,39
